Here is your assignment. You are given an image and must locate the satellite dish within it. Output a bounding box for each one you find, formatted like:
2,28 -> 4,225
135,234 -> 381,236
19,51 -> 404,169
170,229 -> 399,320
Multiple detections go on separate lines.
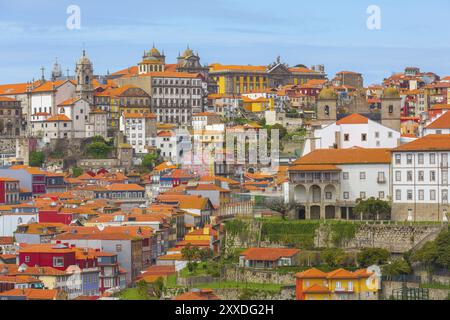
97,224 -> 105,231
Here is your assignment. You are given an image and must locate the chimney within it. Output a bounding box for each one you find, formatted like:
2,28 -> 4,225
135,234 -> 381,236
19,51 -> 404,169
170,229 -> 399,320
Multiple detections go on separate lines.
70,244 -> 76,248
56,240 -> 61,244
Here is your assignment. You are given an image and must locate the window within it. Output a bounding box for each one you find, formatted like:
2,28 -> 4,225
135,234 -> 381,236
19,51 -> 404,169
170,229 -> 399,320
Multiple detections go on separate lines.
344,134 -> 349,142
418,171 -> 424,182
395,171 -> 401,182
407,154 -> 413,165
388,132 -> 393,138
361,133 -> 367,141
343,172 -> 349,180
407,190 -> 413,201
407,171 -> 413,182
430,153 -> 436,165
375,132 -> 380,138
396,190 -> 402,201
443,190 -> 448,203
430,171 -> 436,182
360,192 -> 366,199
25,256 -> 30,263
53,257 -> 64,268
418,154 -> 424,165
395,154 -> 401,165
343,192 -> 350,200
379,191 -> 385,199
418,190 -> 424,201
325,192 -> 332,200
348,281 -> 354,292
116,244 -> 122,252
360,172 -> 366,180
430,190 -> 436,201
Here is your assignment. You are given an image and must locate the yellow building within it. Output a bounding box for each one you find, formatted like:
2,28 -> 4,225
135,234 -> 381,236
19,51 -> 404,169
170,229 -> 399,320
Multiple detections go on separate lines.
209,60 -> 326,95
296,268 -> 379,300
242,96 -> 272,113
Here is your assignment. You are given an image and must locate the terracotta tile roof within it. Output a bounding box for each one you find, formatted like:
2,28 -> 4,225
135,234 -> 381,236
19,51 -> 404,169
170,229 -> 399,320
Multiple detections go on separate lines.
153,162 -> 177,172
174,289 -> 220,300
426,111 -> 450,129
124,71 -> 201,79
156,195 -> 209,210
0,288 -> 61,300
394,134 -> 450,151
240,247 -> 299,261
336,113 -> 369,125
295,268 -> 328,279
303,284 -> 331,294
58,98 -> 81,106
32,80 -> 74,93
0,264 -> 66,276
294,148 -> 392,165
0,96 -> 17,102
289,164 -> 342,172
19,244 -> 74,254
123,112 -> 156,119
353,269 -> 374,278
45,114 -> 71,122
109,66 -> 139,77
138,265 -> 176,278
326,268 -> 358,279
157,130 -> 174,137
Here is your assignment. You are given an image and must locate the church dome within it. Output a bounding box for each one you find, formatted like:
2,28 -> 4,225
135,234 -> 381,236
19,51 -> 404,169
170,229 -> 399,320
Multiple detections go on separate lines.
383,87 -> 400,98
149,46 -> 161,57
318,87 -> 337,99
182,47 -> 194,58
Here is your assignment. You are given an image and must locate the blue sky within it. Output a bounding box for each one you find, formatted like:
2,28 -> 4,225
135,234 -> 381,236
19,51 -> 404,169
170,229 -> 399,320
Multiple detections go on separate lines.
1,0 -> 450,85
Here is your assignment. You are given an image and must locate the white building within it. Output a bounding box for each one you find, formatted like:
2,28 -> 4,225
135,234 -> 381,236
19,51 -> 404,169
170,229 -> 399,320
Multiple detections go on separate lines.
288,148 -> 392,220
156,129 -> 191,164
422,110 -> 450,136
303,114 -> 400,156
391,134 -> 450,222
119,113 -> 157,154
30,80 -> 76,117
192,112 -> 222,131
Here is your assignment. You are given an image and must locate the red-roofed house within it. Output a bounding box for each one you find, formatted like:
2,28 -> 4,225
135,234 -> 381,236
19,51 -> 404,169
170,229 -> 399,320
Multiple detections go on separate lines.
239,247 -> 300,269
303,113 -> 400,156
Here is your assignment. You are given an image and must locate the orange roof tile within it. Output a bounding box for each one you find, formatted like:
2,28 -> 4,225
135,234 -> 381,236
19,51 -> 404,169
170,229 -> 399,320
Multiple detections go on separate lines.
303,284 -> 331,294
289,164 -> 341,172
426,112 -> 450,129
240,247 -> 299,261
294,148 -> 392,165
45,114 -> 71,122
336,114 -> 369,125
0,288 -> 61,300
394,134 -> 450,151
326,268 -> 358,279
295,268 -> 328,279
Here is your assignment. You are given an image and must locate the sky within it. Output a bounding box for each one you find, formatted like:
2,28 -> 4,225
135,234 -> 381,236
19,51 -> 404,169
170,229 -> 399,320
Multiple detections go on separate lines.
1,0 -> 450,85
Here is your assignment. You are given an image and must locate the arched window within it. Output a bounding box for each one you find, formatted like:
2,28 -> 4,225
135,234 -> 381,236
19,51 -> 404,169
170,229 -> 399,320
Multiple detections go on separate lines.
85,75 -> 90,84
324,105 -> 330,116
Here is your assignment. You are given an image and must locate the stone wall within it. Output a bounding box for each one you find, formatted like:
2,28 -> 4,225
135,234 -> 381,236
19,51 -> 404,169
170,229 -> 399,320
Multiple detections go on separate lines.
316,223 -> 443,253
214,287 -> 296,301
392,203 -> 449,222
224,266 -> 296,286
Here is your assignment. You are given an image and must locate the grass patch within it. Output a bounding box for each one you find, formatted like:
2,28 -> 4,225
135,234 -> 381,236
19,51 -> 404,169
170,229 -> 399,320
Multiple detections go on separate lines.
119,288 -> 157,300
421,282 -> 450,290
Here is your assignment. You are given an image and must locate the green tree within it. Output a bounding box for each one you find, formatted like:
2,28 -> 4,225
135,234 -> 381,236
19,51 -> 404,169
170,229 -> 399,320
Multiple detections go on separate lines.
72,167 -> 83,178
136,280 -> 149,299
382,259 -> 413,276
152,277 -> 165,298
29,151 -> 45,167
181,244 -> 201,273
321,248 -> 348,268
434,229 -> 450,269
357,248 -> 390,267
265,199 -> 299,220
141,151 -> 163,171
86,142 -> 112,159
354,197 -> 391,220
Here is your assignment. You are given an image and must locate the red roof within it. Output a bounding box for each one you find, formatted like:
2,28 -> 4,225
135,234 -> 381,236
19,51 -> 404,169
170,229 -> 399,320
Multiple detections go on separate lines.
426,111 -> 450,129
240,247 -> 299,261
336,113 -> 369,125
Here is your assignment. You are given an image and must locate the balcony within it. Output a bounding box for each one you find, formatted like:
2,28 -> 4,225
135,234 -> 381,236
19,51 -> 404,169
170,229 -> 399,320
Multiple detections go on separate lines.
377,176 -> 386,184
